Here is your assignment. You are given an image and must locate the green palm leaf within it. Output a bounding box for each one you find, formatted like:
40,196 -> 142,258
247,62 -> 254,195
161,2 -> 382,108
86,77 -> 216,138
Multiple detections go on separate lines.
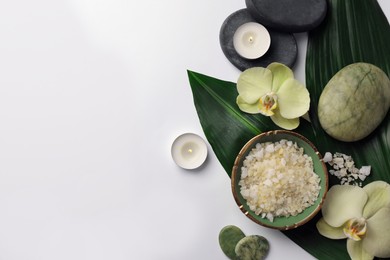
285,0 -> 390,258
305,0 -> 390,186
187,0 -> 390,258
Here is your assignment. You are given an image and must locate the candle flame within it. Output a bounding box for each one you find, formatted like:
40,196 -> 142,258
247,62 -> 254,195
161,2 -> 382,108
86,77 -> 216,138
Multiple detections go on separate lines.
188,149 -> 193,153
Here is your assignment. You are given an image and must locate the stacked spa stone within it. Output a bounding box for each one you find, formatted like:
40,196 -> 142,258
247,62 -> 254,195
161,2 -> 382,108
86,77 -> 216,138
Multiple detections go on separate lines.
220,0 -> 327,71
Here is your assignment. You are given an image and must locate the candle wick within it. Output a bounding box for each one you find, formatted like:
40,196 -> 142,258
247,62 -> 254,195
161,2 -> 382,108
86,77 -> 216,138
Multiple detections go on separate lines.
248,36 -> 254,43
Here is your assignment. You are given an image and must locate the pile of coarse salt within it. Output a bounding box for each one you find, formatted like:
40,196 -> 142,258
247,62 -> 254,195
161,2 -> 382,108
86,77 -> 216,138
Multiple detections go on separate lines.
239,139 -> 321,222
322,152 -> 371,186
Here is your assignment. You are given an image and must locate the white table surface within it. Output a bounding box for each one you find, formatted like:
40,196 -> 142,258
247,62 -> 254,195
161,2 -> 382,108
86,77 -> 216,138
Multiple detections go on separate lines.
0,1 -> 389,259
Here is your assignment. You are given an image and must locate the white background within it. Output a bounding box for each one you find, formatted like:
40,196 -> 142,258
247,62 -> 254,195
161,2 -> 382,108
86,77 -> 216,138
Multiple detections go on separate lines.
0,1 -> 388,259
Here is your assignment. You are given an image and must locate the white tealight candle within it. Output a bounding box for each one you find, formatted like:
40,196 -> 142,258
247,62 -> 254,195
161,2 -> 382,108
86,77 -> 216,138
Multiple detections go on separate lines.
233,22 -> 271,59
171,133 -> 208,170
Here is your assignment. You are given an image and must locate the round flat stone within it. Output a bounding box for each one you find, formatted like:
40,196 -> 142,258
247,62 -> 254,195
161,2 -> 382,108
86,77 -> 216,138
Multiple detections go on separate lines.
220,9 -> 297,71
218,225 -> 246,259
245,0 -> 327,32
235,235 -> 269,260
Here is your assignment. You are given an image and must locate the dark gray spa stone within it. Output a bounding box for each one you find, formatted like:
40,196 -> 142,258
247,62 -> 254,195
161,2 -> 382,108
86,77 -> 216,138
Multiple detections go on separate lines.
245,0 -> 327,32
220,9 -> 297,71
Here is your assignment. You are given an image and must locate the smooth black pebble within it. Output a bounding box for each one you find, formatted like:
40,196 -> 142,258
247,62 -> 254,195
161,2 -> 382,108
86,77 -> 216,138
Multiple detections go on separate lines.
220,9 -> 297,71
245,0 -> 327,32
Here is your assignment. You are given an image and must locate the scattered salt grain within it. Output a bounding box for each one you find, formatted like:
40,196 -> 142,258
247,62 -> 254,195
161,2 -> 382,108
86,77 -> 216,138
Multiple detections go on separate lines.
359,166 -> 371,176
323,152 -> 371,186
323,152 -> 333,163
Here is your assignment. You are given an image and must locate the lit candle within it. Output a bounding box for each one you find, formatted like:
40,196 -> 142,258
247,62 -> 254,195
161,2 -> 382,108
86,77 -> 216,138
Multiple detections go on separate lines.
233,22 -> 271,60
171,133 -> 208,170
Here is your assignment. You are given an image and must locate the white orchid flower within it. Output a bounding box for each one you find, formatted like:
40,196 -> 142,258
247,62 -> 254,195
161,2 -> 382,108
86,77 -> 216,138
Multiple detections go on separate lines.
317,181 -> 390,260
236,62 -> 310,130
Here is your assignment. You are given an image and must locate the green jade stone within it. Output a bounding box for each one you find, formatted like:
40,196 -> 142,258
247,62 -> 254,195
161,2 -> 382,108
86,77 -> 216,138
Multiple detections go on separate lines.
235,235 -> 269,260
318,63 -> 390,142
219,225 -> 246,259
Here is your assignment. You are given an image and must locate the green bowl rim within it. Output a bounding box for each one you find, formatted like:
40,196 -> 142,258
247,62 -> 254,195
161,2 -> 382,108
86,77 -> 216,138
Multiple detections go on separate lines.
231,130 -> 329,230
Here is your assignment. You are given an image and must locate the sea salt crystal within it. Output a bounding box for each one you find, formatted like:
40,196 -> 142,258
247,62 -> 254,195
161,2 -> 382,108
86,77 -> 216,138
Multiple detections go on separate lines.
346,161 -> 354,168
324,152 -> 371,186
241,167 -> 248,178
264,179 -> 273,186
358,174 -> 366,181
339,168 -> 347,177
239,139 -> 320,222
265,144 -> 275,153
281,158 -> 286,166
359,166 -> 371,176
322,152 -> 332,163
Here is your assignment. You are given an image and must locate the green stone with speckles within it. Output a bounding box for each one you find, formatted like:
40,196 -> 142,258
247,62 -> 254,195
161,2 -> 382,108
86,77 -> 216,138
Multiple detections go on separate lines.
235,235 -> 269,260
219,225 -> 246,259
318,63 -> 390,142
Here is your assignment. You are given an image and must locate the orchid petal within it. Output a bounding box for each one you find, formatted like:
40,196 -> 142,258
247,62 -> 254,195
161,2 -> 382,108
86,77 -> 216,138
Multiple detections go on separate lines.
363,207 -> 390,258
347,240 -> 374,260
316,218 -> 347,239
236,96 -> 261,114
322,185 -> 368,227
362,181 -> 390,219
267,62 -> 294,93
276,78 -> 310,119
270,109 -> 299,130
237,67 -> 272,104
